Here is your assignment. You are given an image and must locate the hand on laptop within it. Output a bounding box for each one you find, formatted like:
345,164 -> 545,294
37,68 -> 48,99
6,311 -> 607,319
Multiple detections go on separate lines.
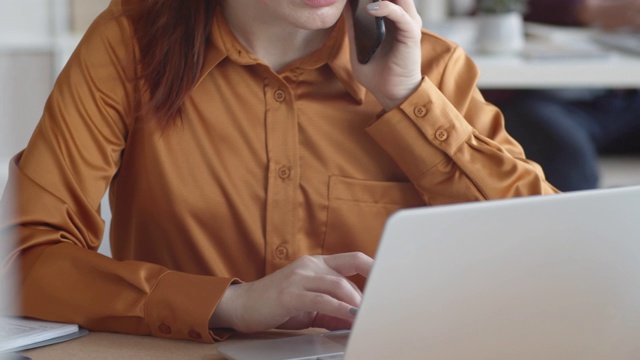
209,252 -> 373,334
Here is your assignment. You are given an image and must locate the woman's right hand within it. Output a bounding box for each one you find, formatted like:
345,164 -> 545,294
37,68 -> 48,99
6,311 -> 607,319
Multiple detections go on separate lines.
209,252 -> 373,334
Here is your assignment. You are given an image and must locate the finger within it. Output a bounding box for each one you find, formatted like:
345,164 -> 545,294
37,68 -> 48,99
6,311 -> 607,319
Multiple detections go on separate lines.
312,313 -> 355,331
301,274 -> 363,307
322,252 -> 374,278
310,268 -> 364,298
390,0 -> 421,24
292,290 -> 357,321
305,256 -> 364,297
366,1 -> 422,40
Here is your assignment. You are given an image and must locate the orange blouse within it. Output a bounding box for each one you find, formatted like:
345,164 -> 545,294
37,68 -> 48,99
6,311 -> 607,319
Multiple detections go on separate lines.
1,0 -> 557,343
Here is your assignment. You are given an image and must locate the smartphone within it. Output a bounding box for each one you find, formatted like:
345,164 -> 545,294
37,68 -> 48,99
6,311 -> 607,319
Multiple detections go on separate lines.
350,0 -> 386,64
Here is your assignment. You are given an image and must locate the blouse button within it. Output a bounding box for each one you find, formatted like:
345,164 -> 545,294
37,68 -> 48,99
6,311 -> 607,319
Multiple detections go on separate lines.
158,323 -> 172,335
413,106 -> 427,117
274,90 -> 286,102
278,166 -> 291,179
435,129 -> 449,141
275,245 -> 288,259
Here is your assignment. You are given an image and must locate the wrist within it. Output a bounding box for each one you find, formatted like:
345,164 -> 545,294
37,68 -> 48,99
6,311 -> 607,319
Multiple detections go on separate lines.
375,77 -> 422,111
209,284 -> 241,330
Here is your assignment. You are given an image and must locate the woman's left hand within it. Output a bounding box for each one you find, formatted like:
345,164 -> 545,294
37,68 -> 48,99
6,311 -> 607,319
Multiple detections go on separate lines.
346,0 -> 424,111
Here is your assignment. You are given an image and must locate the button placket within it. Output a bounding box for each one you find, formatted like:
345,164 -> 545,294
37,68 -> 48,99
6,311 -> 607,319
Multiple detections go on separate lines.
278,165 -> 291,180
274,89 -> 286,102
275,245 -> 289,259
263,79 -> 299,274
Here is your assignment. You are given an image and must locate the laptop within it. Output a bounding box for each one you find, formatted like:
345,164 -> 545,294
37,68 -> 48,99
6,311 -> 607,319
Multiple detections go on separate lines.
218,185 -> 640,360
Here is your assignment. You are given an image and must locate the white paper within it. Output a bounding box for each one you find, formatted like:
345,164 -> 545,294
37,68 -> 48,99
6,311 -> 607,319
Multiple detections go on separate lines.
0,317 -> 79,353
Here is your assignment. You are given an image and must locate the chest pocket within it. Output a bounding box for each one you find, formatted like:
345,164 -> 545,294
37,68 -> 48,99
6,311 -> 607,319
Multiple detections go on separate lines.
322,175 -> 425,259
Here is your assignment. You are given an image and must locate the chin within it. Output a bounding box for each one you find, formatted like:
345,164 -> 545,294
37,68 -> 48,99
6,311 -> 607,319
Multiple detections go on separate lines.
298,10 -> 344,30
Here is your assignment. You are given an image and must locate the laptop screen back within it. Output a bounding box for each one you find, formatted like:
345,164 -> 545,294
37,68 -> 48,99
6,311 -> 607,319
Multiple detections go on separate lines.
346,186 -> 640,359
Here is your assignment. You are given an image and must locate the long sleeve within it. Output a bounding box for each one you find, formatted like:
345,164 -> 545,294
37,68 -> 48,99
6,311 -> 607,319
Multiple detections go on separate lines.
1,2 -> 233,342
367,33 -> 558,205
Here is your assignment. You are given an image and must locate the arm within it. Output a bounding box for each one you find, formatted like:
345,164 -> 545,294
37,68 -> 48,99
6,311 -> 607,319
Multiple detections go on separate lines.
350,1 -> 558,205
1,2 -> 233,342
367,44 -> 558,204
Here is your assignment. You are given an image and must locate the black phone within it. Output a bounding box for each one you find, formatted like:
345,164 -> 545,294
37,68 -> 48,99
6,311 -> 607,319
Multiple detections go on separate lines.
350,0 -> 386,64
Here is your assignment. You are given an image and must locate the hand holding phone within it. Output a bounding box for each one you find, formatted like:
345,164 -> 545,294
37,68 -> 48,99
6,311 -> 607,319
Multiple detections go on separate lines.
347,0 -> 423,110
350,0 -> 386,64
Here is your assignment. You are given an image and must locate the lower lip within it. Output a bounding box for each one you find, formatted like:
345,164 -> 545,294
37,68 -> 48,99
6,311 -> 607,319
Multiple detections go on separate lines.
304,0 -> 338,8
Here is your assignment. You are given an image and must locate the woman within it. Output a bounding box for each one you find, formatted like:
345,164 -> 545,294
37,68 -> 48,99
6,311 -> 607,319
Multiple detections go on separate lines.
0,0 -> 557,343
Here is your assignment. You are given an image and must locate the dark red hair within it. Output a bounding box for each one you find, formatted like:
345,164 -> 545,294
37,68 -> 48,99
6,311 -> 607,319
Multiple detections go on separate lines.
127,0 -> 216,126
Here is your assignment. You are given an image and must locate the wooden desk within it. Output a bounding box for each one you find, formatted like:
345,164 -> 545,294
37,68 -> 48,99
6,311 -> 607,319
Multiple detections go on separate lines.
21,332 -> 221,360
20,330 -> 317,360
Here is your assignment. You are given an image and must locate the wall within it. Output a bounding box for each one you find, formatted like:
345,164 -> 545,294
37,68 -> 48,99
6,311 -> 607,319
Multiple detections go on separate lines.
0,52 -> 53,187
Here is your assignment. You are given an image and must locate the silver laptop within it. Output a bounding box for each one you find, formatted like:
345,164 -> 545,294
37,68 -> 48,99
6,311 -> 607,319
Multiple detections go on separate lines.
218,185 -> 640,360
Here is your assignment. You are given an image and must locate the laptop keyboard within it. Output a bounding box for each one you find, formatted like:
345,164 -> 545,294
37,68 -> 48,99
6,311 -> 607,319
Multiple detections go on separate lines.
296,331 -> 349,359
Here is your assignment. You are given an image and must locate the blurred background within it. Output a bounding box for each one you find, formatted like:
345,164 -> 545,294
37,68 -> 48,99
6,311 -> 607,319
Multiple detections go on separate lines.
0,0 -> 110,191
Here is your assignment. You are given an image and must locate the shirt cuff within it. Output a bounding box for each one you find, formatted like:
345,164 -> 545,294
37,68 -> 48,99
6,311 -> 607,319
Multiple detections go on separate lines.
366,77 -> 474,181
144,270 -> 236,343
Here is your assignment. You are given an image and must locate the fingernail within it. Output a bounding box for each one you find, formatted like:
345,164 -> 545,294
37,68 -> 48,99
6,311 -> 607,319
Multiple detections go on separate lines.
349,307 -> 359,316
367,3 -> 380,11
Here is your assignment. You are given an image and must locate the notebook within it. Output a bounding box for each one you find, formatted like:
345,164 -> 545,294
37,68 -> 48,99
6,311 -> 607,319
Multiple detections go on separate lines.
218,185 -> 640,360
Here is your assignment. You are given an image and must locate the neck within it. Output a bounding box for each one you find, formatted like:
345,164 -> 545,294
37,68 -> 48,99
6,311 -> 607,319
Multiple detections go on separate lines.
220,1 -> 334,71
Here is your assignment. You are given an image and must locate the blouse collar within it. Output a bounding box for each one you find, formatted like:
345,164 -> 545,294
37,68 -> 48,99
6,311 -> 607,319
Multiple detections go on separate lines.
194,7 -> 365,104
